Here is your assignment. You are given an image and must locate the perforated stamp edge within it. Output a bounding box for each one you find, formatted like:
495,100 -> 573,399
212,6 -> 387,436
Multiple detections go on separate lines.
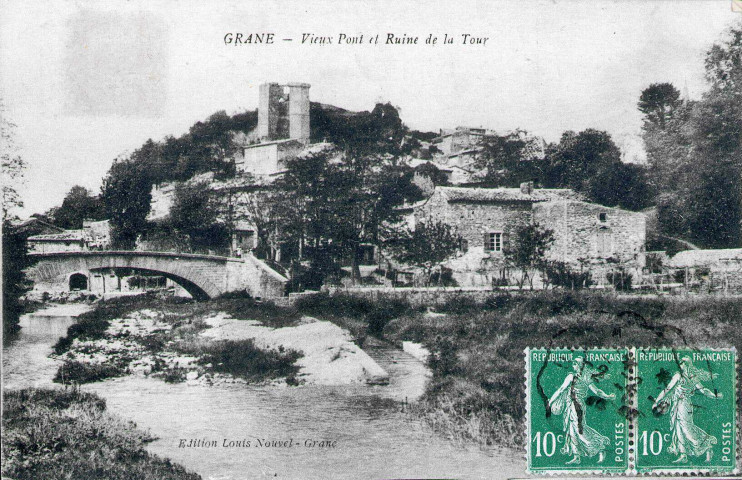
631,346 -> 739,476
524,346 -> 634,476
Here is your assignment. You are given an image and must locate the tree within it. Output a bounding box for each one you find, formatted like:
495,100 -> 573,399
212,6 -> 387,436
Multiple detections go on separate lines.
640,22 -> 742,248
50,185 -> 105,229
1,104 -> 31,339
389,221 -> 463,286
638,83 -> 683,129
586,162 -> 653,211
545,129 -> 621,193
1,103 -> 24,223
473,130 -> 545,186
413,162 -> 449,186
504,223 -> 554,289
310,102 -> 410,155
168,180 -> 228,253
102,156 -> 152,249
272,147 -> 422,287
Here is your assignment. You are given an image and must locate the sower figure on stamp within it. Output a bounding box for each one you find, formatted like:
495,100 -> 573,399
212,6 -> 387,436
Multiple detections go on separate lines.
652,356 -> 721,464
548,358 -> 616,465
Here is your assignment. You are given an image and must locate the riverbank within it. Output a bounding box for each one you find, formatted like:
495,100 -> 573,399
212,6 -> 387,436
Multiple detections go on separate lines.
1,388 -> 201,480
51,295 -> 389,387
46,290 -> 741,454
378,291 -> 742,449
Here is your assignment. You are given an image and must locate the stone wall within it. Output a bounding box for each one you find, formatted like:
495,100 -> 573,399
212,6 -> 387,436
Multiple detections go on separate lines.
324,286 -> 500,308
533,200 -> 646,284
414,190 -> 533,286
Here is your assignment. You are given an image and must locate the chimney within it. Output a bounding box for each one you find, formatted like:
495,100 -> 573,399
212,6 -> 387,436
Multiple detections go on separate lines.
520,181 -> 534,195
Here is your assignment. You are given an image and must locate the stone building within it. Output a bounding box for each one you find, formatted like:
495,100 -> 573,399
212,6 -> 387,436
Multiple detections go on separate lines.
82,219 -> 112,249
27,230 -> 86,254
411,183 -> 646,287
27,219 -> 112,254
232,82 -> 312,177
427,127 -> 547,184
257,82 -> 311,143
533,200 -> 646,283
233,138 -> 305,176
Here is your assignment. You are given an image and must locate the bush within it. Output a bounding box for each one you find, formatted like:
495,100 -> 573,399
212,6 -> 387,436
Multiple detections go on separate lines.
53,361 -> 126,384
295,292 -> 374,318
429,267 -> 458,287
379,290 -> 710,449
53,317 -> 110,355
53,296 -> 166,355
544,261 -> 592,289
295,292 -> 413,338
435,295 -> 481,314
606,269 -> 633,291
176,339 -> 302,382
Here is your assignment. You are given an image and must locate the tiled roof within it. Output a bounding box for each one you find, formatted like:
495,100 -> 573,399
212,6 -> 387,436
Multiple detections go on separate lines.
438,186 -> 580,203
667,249 -> 742,268
27,230 -> 84,242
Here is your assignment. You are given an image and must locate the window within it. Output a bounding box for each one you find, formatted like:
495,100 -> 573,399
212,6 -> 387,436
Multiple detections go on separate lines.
485,232 -> 502,252
599,212 -> 607,222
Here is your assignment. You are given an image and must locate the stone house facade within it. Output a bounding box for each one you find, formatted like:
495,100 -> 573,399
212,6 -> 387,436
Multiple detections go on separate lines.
27,220 -> 112,254
411,183 -> 646,287
533,200 -> 646,283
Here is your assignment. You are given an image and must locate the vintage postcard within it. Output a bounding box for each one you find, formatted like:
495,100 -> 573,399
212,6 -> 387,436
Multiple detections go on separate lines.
2,1 -> 742,479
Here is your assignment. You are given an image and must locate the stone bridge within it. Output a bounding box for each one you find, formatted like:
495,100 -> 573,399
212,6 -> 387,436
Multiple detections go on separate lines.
27,251 -> 288,300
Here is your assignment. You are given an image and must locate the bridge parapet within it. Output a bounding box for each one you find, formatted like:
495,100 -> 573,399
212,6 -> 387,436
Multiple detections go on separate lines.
26,250 -> 288,300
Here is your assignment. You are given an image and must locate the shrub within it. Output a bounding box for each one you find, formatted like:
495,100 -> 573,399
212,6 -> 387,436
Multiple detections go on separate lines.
294,292 -> 373,318
53,296 -> 162,355
607,269 -> 634,291
672,269 -> 687,283
176,339 -> 302,382
429,267 -> 458,287
544,261 -> 592,290
53,361 -> 126,384
435,295 -> 481,314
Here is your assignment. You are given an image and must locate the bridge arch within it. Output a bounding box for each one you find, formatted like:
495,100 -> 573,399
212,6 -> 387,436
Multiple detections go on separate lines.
26,251 -> 288,300
88,266 -> 211,301
27,251 -> 230,300
68,272 -> 88,291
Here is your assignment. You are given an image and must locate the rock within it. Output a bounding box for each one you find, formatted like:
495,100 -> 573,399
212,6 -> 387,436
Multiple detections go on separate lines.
186,371 -> 199,381
131,364 -> 153,376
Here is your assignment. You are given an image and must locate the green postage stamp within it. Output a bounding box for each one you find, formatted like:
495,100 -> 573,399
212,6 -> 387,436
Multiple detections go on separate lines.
526,348 -> 630,474
525,347 -> 737,475
635,348 -> 737,474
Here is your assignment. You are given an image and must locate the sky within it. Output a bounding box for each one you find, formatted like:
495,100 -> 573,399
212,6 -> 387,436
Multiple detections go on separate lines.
1,0 -> 739,218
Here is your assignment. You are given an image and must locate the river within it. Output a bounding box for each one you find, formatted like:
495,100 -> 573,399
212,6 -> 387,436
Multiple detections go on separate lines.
3,305 -> 524,480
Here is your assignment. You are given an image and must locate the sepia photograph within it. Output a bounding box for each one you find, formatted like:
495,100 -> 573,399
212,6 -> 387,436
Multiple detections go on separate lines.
2,0 -> 742,478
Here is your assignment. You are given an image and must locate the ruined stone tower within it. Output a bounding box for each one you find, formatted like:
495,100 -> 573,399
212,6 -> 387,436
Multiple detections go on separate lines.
257,82 -> 310,143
